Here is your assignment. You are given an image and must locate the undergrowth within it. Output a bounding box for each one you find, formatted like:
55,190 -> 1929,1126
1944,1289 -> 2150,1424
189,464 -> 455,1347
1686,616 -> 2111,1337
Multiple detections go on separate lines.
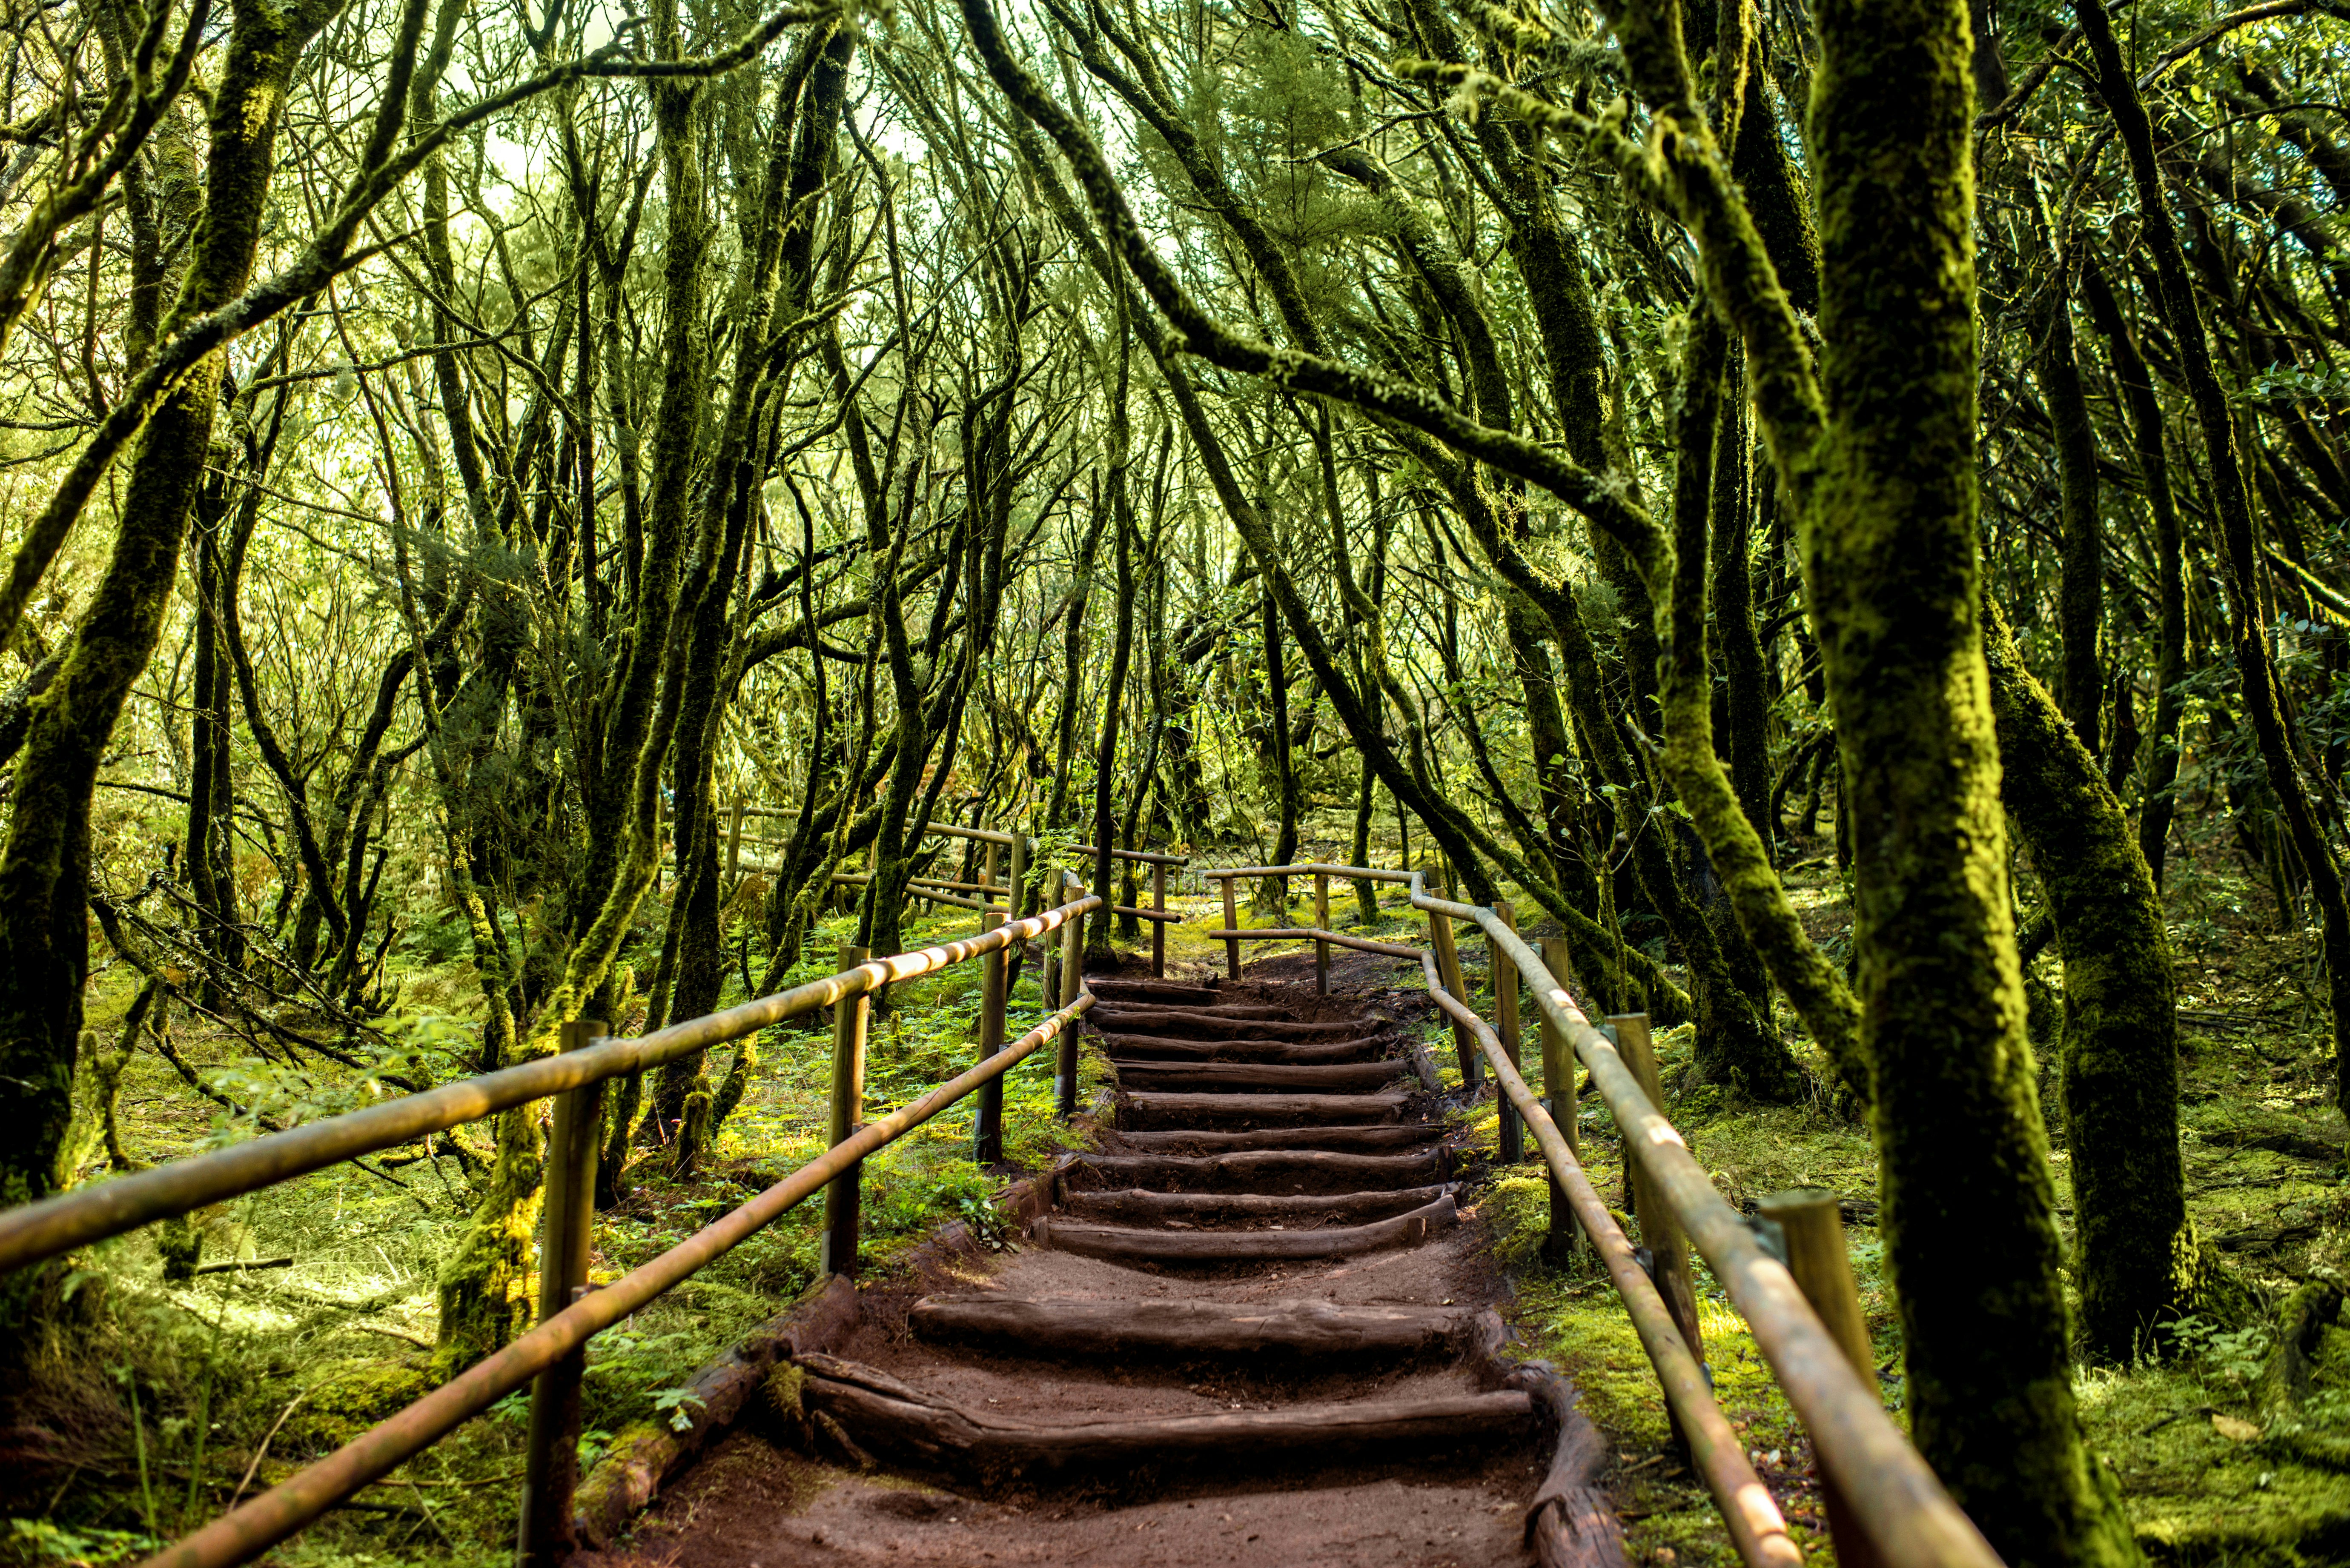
5,890 -> 1164,1568
1451,822 -> 2350,1568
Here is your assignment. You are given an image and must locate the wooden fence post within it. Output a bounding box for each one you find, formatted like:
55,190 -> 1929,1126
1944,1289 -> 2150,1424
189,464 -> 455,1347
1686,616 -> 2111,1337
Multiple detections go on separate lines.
1494,900 -> 1521,1163
1041,858 -> 1062,1010
1538,936 -> 1581,1265
975,912 -> 1007,1165
1313,870 -> 1330,995
1757,1189 -> 1885,1568
1058,876 -> 1084,1119
1151,861 -> 1167,978
518,1017 -> 607,1568
822,947 -> 870,1278
1220,873 -> 1241,981
1611,1013 -> 1704,1368
1006,831 -> 1031,996
1423,862 -> 1477,1088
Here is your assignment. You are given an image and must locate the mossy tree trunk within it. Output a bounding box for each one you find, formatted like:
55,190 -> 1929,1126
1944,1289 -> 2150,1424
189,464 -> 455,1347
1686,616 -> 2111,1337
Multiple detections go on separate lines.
182,497 -> 244,1001
1254,590 -> 1300,918
2035,251 -> 2105,755
1799,0 -> 2138,1554
1984,602 -> 2197,1361
2077,257 -> 2188,887
1089,299 -> 1136,965
1652,318 -> 1851,1104
1710,389 -> 1776,860
0,0 -> 344,1349
654,28 -> 850,1142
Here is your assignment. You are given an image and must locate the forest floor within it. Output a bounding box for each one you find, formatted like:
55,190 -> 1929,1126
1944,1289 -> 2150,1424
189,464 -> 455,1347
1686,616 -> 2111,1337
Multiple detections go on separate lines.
1448,817 -> 2350,1568
11,811 -> 2350,1567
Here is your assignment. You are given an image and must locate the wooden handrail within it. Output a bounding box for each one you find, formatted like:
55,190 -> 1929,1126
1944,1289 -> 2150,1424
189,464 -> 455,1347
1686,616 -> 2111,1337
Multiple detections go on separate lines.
1401,870 -> 2005,1568
0,897 -> 1098,1276
33,890 -> 1104,1568
1202,899 -> 1798,1563
1204,926 -> 1419,958
136,948 -> 1101,1568
1199,861 -> 2000,1567
1418,949 -> 1802,1568
1203,861 -> 1411,883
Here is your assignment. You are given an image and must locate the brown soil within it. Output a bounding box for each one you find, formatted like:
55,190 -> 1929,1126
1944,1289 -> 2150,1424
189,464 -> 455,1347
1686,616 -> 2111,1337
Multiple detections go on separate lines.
575,969 -> 1585,1568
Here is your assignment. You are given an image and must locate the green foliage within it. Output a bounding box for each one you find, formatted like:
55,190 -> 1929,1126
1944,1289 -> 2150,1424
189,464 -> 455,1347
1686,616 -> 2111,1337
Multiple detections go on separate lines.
2170,1315 -> 2273,1399
2239,364 -> 2350,409
1,1520 -> 160,1568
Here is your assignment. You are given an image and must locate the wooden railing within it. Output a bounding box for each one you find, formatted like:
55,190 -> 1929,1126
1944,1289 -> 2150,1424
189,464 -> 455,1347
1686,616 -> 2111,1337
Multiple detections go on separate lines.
725,805 -> 1186,974
1204,861 -> 2005,1568
0,886 -> 1105,1568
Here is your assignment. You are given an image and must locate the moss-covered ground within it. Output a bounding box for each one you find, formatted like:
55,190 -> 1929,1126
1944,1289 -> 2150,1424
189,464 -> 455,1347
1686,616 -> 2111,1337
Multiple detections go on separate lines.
8,885 -> 1222,1568
1425,818 -> 2350,1568
17,811 -> 2350,1568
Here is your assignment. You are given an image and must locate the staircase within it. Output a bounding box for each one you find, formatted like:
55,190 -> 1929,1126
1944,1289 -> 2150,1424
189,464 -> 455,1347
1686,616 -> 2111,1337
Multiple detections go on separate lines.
771,970 -> 1555,1565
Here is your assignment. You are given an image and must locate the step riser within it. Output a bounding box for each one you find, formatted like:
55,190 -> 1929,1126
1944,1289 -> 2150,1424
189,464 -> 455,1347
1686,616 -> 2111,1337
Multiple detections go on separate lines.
1095,1002 -> 1296,1021
1084,981 -> 1223,1005
1121,1090 -> 1407,1130
800,1374 -> 1536,1481
906,1297 -> 1472,1361
1072,1149 -> 1449,1194
1094,1032 -> 1391,1063
1059,1183 -> 1450,1225
1110,1060 -> 1410,1094
1091,1011 -> 1374,1041
1037,1195 -> 1456,1262
1108,1124 -> 1443,1154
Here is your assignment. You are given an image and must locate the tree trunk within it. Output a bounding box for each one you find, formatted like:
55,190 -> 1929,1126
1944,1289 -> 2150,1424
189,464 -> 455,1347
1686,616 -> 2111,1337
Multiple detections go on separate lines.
1805,0 -> 2136,1554
0,0 -> 341,1349
1984,603 -> 2199,1361
1710,391 -> 1776,860
2038,254 -> 2104,754
1255,590 -> 1299,919
183,509 -> 244,999
1089,314 -> 1137,964
2078,255 -> 2187,888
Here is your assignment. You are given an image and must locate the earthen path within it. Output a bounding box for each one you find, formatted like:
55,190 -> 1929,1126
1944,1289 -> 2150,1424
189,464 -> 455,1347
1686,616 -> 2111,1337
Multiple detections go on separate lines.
581,966 -> 1606,1568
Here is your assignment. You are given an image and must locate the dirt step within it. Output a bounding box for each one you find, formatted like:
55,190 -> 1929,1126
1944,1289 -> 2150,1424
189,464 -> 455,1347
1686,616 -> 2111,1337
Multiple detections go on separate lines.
1071,1147 -> 1449,1194
1084,979 -> 1224,1005
1036,1194 -> 1458,1262
1090,1009 -> 1375,1041
906,1294 -> 1474,1360
1122,1090 -> 1409,1130
1059,1183 -> 1451,1226
1111,1059 -> 1412,1094
798,1351 -> 1534,1479
1092,1001 -> 1299,1021
1094,1031 -> 1391,1064
1108,1123 -> 1444,1154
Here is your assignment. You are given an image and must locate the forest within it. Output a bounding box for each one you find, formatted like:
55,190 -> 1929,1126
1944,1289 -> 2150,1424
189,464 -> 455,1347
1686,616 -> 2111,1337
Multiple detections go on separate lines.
0,0 -> 2347,1559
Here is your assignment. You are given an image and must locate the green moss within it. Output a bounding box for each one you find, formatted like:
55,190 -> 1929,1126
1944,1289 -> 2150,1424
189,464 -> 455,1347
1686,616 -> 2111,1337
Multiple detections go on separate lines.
277,1363 -> 436,1456
2076,1359 -> 2350,1564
